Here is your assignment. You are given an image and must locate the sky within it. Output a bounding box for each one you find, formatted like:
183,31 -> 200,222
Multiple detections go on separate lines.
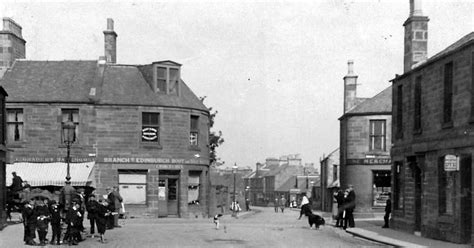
1,0 -> 473,170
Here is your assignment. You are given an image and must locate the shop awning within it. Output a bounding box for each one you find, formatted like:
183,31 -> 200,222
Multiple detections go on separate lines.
328,179 -> 340,188
6,162 -> 95,187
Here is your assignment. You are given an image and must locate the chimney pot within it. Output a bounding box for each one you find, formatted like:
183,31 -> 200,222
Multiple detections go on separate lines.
410,0 -> 423,16
347,60 -> 354,75
107,18 -> 114,31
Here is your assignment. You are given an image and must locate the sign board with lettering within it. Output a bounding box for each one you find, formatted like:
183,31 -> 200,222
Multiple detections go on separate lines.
346,158 -> 392,165
444,154 -> 459,171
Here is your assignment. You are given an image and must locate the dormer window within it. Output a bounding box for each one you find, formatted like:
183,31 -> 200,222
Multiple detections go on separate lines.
153,60 -> 181,96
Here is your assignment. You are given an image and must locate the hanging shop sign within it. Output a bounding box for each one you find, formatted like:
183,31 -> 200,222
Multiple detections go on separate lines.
142,127 -> 158,141
444,154 -> 459,171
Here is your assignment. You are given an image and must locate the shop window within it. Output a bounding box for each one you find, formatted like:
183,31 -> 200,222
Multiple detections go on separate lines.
190,115 -> 199,146
6,108 -> 23,142
373,170 -> 391,207
118,170 -> 147,205
141,112 -> 160,143
332,164 -> 338,182
438,157 -> 454,215
61,109 -> 79,143
369,120 -> 386,151
394,162 -> 404,210
188,171 -> 201,205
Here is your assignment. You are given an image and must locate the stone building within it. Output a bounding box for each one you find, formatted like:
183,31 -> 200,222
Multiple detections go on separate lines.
244,155 -> 317,207
0,19 -> 211,218
0,18 -> 25,78
0,87 -> 7,229
319,148 -> 339,213
391,0 -> 474,244
339,60 -> 392,216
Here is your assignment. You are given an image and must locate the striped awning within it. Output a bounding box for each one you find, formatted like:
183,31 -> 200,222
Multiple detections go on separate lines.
6,162 -> 95,187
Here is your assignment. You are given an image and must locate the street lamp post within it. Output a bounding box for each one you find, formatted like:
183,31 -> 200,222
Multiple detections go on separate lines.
62,120 -> 76,183
232,163 -> 238,217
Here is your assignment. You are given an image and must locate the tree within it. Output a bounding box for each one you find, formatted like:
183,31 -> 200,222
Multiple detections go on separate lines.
208,107 -> 224,165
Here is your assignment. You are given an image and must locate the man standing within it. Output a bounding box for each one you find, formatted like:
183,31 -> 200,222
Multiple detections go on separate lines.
279,195 -> 286,213
60,181 -> 76,215
10,172 -> 23,198
333,189 -> 345,228
112,186 -> 123,228
344,184 -> 356,229
382,193 -> 392,228
106,187 -> 115,230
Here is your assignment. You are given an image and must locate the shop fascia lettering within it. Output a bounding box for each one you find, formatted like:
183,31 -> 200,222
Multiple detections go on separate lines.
103,157 -> 205,164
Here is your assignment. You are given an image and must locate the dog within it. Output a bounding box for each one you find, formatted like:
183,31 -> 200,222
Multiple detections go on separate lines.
213,214 -> 223,229
307,212 -> 325,229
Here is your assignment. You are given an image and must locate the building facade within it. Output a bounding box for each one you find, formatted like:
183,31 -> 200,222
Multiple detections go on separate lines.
0,19 -> 211,218
244,155 -> 318,207
0,18 -> 25,79
339,60 -> 392,216
391,1 -> 474,244
320,148 -> 339,213
0,87 -> 8,229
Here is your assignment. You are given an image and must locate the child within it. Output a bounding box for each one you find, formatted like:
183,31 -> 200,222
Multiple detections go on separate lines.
65,201 -> 82,245
382,193 -> 392,228
86,194 -> 99,238
213,214 -> 222,229
22,199 -> 38,246
35,199 -> 50,246
49,200 -> 62,245
96,200 -> 111,243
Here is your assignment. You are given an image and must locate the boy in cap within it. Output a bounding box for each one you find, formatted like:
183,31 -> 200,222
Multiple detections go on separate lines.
49,200 -> 62,245
96,199 -> 112,243
65,201 -> 82,245
22,199 -> 38,246
35,199 -> 50,246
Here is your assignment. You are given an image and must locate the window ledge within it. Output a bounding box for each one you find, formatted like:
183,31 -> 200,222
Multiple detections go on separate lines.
188,146 -> 201,151
441,121 -> 453,129
58,144 -> 83,149
438,214 -> 454,224
140,143 -> 163,150
413,129 -> 422,135
7,142 -> 27,148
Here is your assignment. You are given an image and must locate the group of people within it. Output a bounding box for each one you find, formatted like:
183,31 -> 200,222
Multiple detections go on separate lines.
21,180 -> 124,246
273,195 -> 286,213
333,184 -> 356,229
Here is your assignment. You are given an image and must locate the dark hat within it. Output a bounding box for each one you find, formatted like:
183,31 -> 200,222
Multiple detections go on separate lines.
50,200 -> 57,204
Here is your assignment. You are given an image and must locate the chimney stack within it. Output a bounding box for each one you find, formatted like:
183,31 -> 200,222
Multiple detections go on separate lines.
343,60 -> 358,113
103,18 -> 117,64
403,0 -> 429,72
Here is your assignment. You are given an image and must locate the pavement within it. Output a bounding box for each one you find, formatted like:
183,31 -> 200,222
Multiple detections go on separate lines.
315,211 -> 472,248
2,208 -> 472,247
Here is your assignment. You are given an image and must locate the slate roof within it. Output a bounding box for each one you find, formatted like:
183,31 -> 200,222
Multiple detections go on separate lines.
0,60 -> 208,111
340,85 -> 392,119
397,32 -> 474,79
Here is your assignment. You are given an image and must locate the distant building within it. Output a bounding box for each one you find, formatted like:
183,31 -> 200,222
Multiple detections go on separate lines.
0,19 -> 211,218
319,148 -> 339,213
391,0 -> 474,244
339,60 -> 392,216
244,155 -> 318,207
0,18 -> 25,78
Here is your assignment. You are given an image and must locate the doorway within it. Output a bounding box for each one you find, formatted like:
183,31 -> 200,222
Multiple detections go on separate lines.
460,155 -> 472,243
158,170 -> 180,217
